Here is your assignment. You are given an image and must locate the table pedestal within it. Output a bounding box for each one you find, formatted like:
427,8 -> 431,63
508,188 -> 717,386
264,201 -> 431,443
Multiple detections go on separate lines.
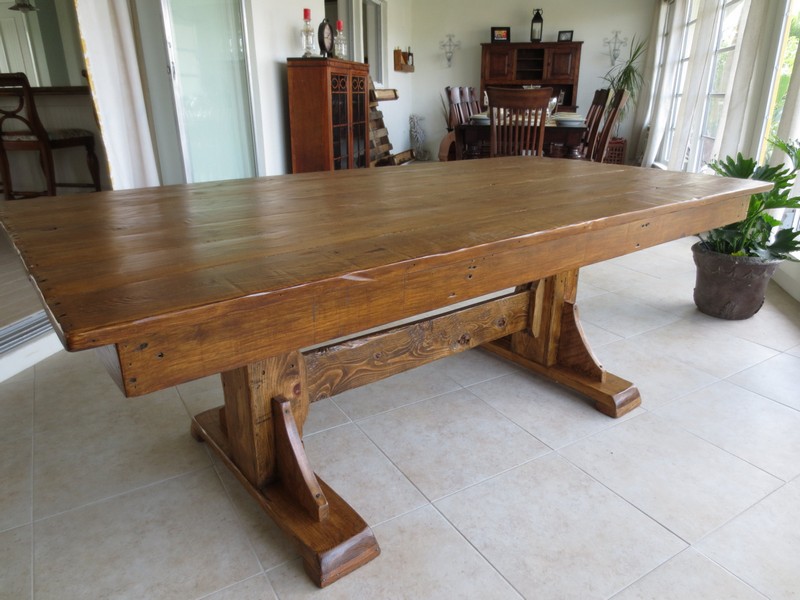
190,269 -> 638,587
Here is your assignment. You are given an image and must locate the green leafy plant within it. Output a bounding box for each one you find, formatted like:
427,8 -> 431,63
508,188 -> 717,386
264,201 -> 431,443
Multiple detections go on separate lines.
701,138 -> 800,261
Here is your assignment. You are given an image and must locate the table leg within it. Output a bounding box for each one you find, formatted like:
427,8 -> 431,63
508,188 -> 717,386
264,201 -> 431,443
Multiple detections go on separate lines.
190,351 -> 379,587
483,270 -> 640,417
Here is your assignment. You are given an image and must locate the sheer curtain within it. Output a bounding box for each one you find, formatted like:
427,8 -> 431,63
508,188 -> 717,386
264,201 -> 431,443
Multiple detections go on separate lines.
639,0 -> 791,170
75,0 -> 160,190
712,0 -> 788,160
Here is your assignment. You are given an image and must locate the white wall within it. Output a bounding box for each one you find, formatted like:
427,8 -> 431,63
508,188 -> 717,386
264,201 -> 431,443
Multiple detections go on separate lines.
186,1 -> 656,175
408,0 -> 657,160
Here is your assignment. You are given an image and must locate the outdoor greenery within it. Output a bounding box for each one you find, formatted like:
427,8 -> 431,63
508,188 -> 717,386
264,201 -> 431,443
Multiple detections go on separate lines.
701,138 -> 800,261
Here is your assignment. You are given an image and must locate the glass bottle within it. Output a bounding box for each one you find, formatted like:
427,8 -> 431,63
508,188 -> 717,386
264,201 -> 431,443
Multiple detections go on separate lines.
530,9 -> 543,42
334,19 -> 348,59
301,8 -> 316,57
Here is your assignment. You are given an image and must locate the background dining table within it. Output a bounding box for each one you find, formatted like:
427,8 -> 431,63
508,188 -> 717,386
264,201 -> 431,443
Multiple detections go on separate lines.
455,121 -> 586,160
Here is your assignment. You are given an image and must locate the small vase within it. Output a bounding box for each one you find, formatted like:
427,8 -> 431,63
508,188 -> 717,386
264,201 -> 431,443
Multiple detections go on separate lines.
691,242 -> 781,320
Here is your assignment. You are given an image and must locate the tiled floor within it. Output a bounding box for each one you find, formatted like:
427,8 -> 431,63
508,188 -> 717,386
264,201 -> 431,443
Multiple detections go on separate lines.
2,237 -> 800,599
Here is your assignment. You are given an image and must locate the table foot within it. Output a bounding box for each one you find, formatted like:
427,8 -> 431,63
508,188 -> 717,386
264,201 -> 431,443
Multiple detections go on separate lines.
482,338 -> 639,417
483,271 -> 641,418
192,405 -> 380,587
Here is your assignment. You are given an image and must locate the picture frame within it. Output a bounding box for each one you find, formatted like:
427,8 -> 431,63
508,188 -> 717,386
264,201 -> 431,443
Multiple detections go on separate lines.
491,27 -> 511,43
557,30 -> 574,42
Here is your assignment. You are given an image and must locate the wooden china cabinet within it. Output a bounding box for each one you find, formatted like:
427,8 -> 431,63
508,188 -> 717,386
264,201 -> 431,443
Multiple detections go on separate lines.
287,57 -> 371,173
480,42 -> 583,112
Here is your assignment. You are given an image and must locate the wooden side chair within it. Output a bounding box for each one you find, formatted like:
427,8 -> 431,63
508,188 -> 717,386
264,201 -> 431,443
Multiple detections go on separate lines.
486,86 -> 553,158
581,88 -> 610,160
440,86 -> 483,161
0,72 -> 101,199
591,88 -> 630,163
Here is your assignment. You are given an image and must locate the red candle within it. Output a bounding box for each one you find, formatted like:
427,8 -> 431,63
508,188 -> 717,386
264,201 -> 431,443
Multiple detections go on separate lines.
303,8 -> 310,20
337,20 -> 343,31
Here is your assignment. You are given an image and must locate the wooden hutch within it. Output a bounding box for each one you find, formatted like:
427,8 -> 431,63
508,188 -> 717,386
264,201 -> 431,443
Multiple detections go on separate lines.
480,42 -> 583,112
287,57 -> 370,173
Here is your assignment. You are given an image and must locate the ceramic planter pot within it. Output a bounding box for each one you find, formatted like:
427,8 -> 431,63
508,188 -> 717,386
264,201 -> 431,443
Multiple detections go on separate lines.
692,242 -> 781,320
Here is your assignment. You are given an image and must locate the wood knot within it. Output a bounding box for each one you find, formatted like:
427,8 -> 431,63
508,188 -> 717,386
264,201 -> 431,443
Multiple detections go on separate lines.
496,317 -> 507,328
293,383 -> 302,396
458,333 -> 471,345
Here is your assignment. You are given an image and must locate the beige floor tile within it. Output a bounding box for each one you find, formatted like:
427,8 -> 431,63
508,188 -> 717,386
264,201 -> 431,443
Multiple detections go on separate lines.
204,575 -> 278,600
176,373 -> 224,415
0,434 -> 31,532
727,352 -> 800,411
560,412 -> 781,542
624,319 -> 778,379
331,361 -> 462,420
211,457 -> 300,571
656,380 -> 800,481
304,423 -> 427,525
33,468 -> 261,600
580,261 -> 663,293
436,454 -> 685,600
432,348 -> 516,387
697,479 -> 800,600
579,292 -> 682,338
596,338 -> 718,409
575,279 -> 609,301
267,505 -> 521,600
614,275 -> 698,319
32,378 -> 211,518
789,344 -> 800,357
611,548 -> 766,599
358,389 -> 549,500
715,283 -> 800,352
581,320 -> 624,347
0,374 -> 33,440
304,397 -> 351,435
0,525 -> 31,600
609,244 -> 696,279
468,372 -> 638,449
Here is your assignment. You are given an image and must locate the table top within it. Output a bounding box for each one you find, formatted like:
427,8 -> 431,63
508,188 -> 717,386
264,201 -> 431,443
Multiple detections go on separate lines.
0,157 -> 769,394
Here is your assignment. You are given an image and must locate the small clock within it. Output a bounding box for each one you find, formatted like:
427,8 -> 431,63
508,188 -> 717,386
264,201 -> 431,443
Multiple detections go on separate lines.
318,18 -> 334,57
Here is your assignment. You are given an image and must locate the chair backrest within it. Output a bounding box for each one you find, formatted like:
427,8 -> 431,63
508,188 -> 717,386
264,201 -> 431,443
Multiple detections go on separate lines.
592,88 -> 629,163
582,88 -> 610,159
446,86 -> 481,129
0,72 -> 47,141
486,86 -> 552,158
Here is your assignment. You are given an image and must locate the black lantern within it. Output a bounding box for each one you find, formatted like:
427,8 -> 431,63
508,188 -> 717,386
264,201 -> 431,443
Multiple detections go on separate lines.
530,9 -> 543,42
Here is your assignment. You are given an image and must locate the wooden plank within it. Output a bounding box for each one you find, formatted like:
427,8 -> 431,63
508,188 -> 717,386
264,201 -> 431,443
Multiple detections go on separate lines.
0,158 -> 769,395
305,290 -> 530,402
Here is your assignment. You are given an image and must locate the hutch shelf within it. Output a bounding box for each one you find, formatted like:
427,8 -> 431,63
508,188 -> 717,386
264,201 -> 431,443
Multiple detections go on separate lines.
480,42 -> 583,112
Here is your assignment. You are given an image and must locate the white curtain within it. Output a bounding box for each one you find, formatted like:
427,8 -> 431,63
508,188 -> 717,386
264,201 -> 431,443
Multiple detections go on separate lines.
637,0 -> 687,167
74,0 -> 160,190
712,0 -> 789,160
639,0 -> 791,171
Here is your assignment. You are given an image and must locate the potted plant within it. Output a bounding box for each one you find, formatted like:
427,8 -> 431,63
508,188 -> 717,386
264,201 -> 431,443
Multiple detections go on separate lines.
601,36 -> 647,126
693,137 -> 800,319
598,37 -> 646,163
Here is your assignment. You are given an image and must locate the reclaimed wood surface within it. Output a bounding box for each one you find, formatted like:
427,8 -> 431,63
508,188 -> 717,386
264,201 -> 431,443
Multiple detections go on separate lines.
0,157 -> 769,396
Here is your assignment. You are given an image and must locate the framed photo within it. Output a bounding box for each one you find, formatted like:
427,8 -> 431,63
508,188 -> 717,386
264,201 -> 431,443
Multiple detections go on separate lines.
557,30 -> 574,42
491,27 -> 511,43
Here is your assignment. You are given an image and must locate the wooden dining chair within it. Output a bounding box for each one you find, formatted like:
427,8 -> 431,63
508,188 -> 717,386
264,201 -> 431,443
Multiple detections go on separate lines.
591,88 -> 630,163
0,72 -> 101,199
486,86 -> 553,158
581,88 -> 610,159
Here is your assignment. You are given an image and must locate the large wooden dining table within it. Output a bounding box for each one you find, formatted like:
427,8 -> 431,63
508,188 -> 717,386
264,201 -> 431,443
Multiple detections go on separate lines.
0,157 -> 769,587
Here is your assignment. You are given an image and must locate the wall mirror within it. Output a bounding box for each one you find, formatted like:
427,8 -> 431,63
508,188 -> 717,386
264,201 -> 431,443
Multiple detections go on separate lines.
0,0 -> 86,87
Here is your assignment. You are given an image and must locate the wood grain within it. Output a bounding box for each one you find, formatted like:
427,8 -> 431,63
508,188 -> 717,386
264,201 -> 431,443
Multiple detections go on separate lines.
305,290 -> 530,402
0,158 -> 769,396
